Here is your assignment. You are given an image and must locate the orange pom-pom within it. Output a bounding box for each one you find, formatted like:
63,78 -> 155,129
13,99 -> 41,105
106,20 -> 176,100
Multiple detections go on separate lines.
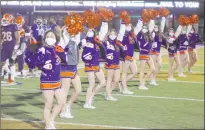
119,11 -> 131,24
64,13 -> 84,35
83,9 -> 102,29
97,7 -> 114,22
184,17 -> 191,25
107,9 -> 115,21
158,8 -> 170,17
64,15 -> 70,25
152,9 -> 159,19
83,9 -> 93,24
141,9 -> 150,23
178,15 -> 187,26
190,14 -> 199,24
94,13 -> 102,28
148,9 -> 158,19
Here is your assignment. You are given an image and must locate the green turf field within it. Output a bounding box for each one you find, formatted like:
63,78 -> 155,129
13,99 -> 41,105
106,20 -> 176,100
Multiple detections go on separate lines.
1,48 -> 204,129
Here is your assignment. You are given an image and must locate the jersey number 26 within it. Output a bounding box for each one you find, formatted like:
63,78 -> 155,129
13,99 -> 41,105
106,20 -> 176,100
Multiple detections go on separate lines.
2,31 -> 12,42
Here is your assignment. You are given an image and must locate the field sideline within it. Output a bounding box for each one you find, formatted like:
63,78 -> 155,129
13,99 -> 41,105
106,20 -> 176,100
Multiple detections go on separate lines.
1,48 -> 204,129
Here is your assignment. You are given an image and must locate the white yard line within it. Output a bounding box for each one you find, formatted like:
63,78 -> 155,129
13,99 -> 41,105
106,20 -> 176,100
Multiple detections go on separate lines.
1,87 -> 39,92
2,87 -> 204,102
162,63 -> 204,67
1,117 -> 143,129
159,69 -> 204,74
79,76 -> 204,84
156,80 -> 204,84
112,94 -> 204,102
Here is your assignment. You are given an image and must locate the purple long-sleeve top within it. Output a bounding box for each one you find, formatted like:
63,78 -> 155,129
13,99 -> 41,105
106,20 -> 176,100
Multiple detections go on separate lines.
103,38 -> 123,66
122,31 -> 136,58
81,37 -> 101,66
188,33 -> 200,49
25,46 -> 61,89
178,34 -> 189,51
151,32 -> 167,53
137,32 -> 152,55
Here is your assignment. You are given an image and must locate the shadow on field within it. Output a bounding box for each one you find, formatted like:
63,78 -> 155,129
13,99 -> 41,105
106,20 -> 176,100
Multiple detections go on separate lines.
1,91 -> 44,129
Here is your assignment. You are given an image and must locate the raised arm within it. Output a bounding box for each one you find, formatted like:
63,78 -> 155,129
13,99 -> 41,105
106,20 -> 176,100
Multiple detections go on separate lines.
186,24 -> 192,36
174,25 -> 183,38
116,21 -> 126,42
160,17 -> 166,33
148,19 -> 155,33
58,27 -> 70,49
54,25 -> 62,39
98,21 -> 109,41
193,24 -> 198,33
74,32 -> 81,45
134,18 -> 143,36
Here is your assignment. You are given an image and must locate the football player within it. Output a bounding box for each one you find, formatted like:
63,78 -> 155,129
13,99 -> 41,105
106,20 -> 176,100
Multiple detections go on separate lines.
15,15 -> 27,76
1,13 -> 20,83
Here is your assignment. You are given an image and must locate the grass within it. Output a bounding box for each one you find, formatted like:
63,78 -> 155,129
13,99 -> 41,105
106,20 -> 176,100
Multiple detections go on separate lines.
1,48 -> 204,129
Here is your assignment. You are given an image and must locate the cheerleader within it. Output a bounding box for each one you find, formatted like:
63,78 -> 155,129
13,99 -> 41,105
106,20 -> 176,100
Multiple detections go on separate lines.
187,26 -> 200,73
134,18 -> 155,90
178,26 -> 189,77
166,28 -> 180,81
56,27 -> 82,118
149,16 -> 166,85
25,30 -> 66,129
120,23 -> 137,94
104,22 -> 125,101
82,22 -> 108,109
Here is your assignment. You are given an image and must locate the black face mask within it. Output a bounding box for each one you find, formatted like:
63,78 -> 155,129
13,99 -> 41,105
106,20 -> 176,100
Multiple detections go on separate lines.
37,22 -> 41,25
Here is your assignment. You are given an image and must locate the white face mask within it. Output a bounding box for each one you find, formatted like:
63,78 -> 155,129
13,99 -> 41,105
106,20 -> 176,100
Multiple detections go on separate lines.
154,28 -> 158,32
109,35 -> 117,40
169,32 -> 174,37
142,28 -> 148,33
126,25 -> 132,32
45,38 -> 56,46
87,31 -> 94,37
